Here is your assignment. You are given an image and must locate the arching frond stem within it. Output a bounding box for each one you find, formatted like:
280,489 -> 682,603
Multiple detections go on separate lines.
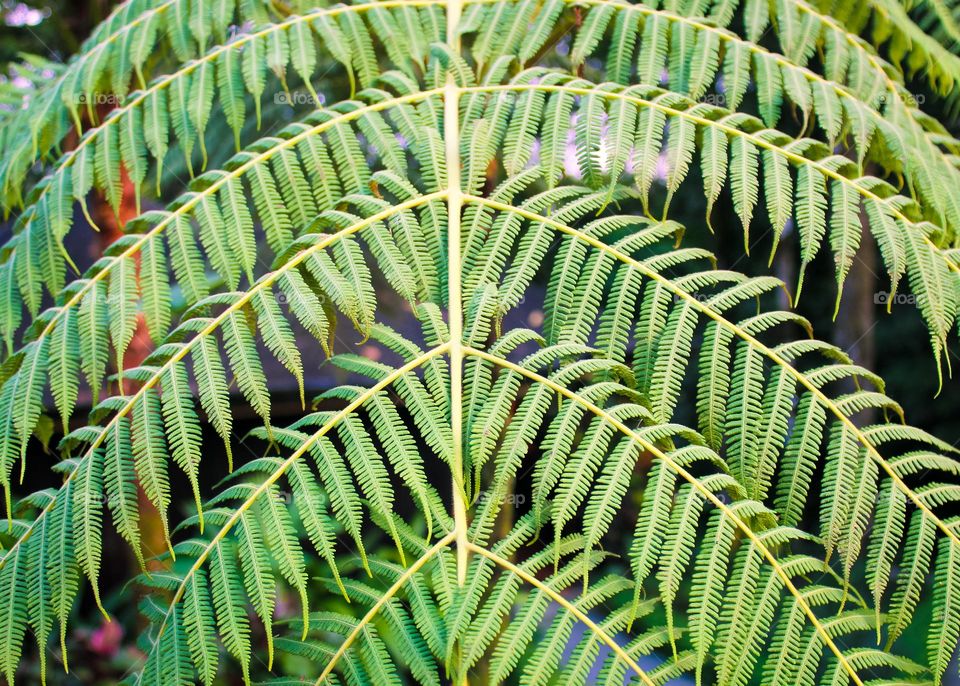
444,4 -> 470,584
314,532 -> 456,685
44,0 -> 181,108
13,0 -> 450,214
787,0 -> 913,98
150,342 -> 451,663
0,192 -> 447,581
573,0 -> 957,155
467,542 -> 656,686
463,84 -> 954,268
22,88 -> 447,377
14,0 -> 954,263
462,346 -> 864,686
464,194 -> 960,553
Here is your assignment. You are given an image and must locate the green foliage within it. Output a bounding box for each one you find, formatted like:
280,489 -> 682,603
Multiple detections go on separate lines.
0,0 -> 959,684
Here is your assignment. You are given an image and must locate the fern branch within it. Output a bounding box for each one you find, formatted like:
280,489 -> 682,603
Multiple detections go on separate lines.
569,0 -> 960,162
2,86 -> 445,412
145,343 -> 450,675
0,192 -> 445,577
471,82 -> 953,257
449,80 -> 958,364
314,532 -> 455,685
464,194 -> 960,553
836,0 -> 960,100
444,74 -> 470,586
466,542 -> 656,686
0,0 -> 275,203
462,346 -> 865,686
901,0 -> 960,56
1,0 -> 447,238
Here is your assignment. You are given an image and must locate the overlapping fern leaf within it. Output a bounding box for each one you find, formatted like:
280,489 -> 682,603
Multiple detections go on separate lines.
1,0 -> 960,684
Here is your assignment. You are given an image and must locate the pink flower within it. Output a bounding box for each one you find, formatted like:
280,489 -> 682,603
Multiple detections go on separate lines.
89,619 -> 123,657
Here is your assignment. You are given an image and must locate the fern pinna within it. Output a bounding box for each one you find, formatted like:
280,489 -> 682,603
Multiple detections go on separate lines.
1,0 -> 960,683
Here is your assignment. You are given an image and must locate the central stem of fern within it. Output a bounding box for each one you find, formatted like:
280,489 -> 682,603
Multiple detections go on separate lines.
445,0 -> 469,588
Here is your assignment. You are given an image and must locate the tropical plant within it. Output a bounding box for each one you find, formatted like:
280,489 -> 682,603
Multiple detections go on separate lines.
1,0 -> 960,683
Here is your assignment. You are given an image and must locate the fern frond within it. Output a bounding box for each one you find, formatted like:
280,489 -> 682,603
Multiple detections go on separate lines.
460,187 -> 960,679
1,10 -> 959,686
